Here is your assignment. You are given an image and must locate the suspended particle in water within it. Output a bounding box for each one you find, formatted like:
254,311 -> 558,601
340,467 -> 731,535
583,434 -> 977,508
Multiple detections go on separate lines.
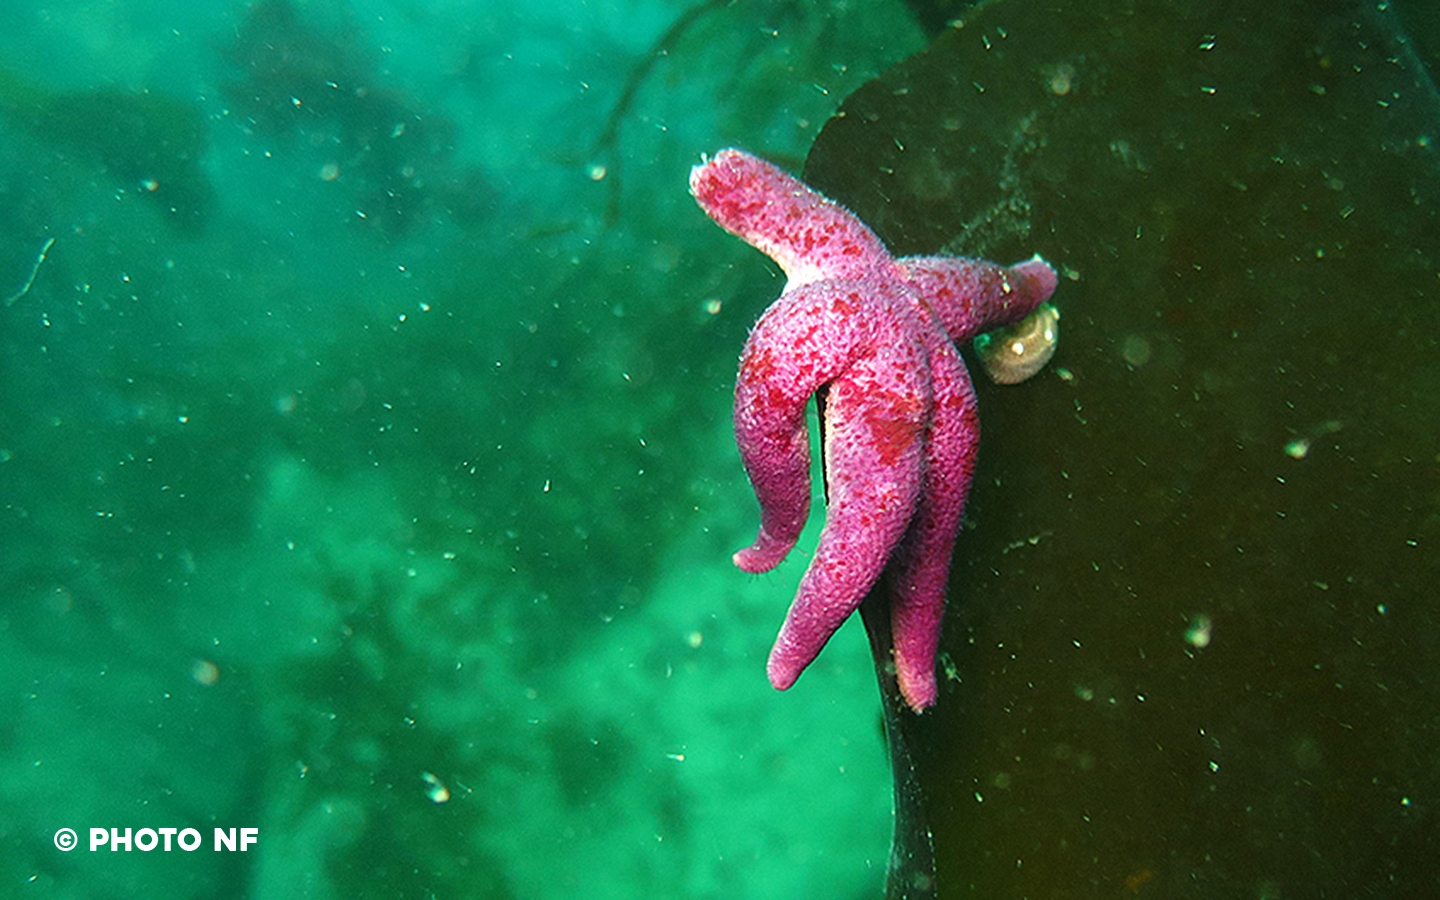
421,771 -> 451,804
1046,63 -> 1077,96
191,659 -> 221,686
1185,614 -> 1213,649
1119,333 -> 1152,367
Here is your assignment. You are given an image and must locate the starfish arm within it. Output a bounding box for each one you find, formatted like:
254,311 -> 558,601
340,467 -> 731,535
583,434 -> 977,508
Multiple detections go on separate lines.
885,336 -> 980,712
767,313 -> 932,691
731,282 -> 883,573
690,148 -> 891,289
897,254 -> 1058,343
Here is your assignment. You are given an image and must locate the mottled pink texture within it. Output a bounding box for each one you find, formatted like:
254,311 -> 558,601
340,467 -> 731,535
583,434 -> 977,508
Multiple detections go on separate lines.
691,148 -> 1056,712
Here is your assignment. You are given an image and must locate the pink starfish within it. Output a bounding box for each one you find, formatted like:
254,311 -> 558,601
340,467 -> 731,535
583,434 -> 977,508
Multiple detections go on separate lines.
691,148 -> 1057,712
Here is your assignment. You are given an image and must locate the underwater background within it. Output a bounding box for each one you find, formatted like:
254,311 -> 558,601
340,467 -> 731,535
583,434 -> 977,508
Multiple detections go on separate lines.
1,1 -> 1437,898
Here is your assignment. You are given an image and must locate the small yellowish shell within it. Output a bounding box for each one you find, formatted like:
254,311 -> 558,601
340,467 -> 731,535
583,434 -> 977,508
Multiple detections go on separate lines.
974,302 -> 1060,385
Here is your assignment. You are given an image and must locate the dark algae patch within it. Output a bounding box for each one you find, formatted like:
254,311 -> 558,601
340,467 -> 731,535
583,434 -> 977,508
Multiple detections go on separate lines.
809,1 -> 1440,896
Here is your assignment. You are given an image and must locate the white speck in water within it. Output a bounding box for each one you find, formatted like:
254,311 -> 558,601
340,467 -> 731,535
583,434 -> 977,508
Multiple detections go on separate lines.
1186,614 -> 1213,648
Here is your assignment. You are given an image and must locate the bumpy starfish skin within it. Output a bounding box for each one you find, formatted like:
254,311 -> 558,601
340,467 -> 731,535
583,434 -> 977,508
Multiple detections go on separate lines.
691,148 -> 1057,712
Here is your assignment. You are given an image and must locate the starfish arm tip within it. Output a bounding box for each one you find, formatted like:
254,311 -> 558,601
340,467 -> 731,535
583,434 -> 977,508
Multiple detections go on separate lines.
897,671 -> 938,713
1014,256 -> 1059,303
766,653 -> 802,692
733,544 -> 779,573
732,522 -> 802,572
